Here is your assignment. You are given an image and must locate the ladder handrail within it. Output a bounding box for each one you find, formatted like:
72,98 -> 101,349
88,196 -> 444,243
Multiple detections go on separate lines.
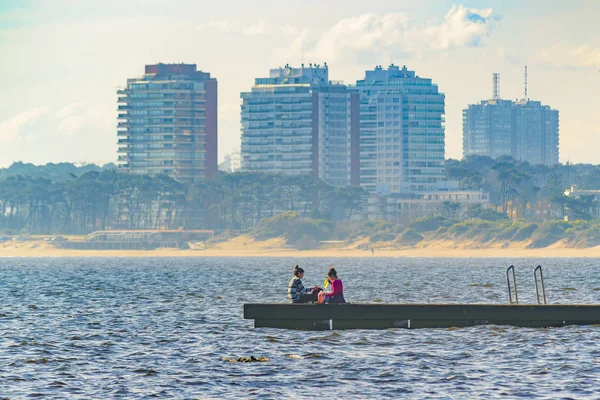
533,265 -> 547,304
506,265 -> 519,304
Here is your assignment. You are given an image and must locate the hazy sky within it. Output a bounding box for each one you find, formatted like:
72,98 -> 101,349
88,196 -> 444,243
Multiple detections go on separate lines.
1,0 -> 599,167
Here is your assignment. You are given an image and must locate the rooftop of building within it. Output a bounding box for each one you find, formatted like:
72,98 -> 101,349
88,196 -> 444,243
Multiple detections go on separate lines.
467,98 -> 557,110
356,64 -> 435,87
128,63 -> 214,82
252,63 -> 331,86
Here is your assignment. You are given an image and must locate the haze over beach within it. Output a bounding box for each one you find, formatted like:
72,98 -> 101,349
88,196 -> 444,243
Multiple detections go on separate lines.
3,1 -> 600,398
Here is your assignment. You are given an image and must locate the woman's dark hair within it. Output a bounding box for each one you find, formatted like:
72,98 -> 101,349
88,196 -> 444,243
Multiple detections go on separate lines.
294,265 -> 304,277
327,267 -> 338,279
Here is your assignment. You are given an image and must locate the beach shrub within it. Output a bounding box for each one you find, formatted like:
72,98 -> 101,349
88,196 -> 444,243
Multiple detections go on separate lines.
467,221 -> 496,241
565,220 -> 590,234
446,221 -> 472,237
538,220 -> 571,235
563,226 -> 600,248
397,228 -> 423,244
285,219 -> 334,244
497,222 -> 522,240
370,232 -> 397,243
511,223 -> 538,242
428,225 -> 450,240
206,229 -> 239,244
528,220 -> 571,248
410,216 -> 450,233
361,220 -> 398,236
252,211 -> 298,240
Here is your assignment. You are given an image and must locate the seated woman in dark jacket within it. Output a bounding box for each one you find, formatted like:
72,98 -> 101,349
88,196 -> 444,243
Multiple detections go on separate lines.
287,265 -> 321,303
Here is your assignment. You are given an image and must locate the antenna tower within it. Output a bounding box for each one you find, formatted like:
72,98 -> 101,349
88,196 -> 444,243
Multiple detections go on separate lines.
492,73 -> 500,100
524,65 -> 528,101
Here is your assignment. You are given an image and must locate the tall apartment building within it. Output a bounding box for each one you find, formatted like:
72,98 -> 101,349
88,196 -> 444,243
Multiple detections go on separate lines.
240,64 -> 359,186
462,99 -> 513,159
355,65 -> 446,194
463,74 -> 559,166
117,63 -> 218,183
513,100 -> 559,165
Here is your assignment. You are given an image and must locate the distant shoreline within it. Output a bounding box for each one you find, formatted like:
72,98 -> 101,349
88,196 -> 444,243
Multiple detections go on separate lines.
2,243 -> 600,258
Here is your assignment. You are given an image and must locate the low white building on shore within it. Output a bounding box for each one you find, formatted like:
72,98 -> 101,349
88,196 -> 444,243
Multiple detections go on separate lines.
366,190 -> 491,222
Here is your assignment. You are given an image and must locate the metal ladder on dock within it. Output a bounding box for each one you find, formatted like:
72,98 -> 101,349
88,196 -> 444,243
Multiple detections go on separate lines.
506,265 -> 547,305
533,265 -> 547,304
506,265 -> 519,304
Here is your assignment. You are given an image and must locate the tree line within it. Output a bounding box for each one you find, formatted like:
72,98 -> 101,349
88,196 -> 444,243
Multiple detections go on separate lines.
445,155 -> 599,221
2,156 -> 600,235
0,167 -> 365,235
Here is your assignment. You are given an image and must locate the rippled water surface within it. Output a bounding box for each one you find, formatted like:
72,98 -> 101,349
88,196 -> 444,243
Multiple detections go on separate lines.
2,257 -> 600,398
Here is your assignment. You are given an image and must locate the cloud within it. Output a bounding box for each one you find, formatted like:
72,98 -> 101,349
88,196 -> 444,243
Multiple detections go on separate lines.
311,13 -> 409,58
191,6 -> 497,66
0,103 -> 112,142
55,103 -> 112,136
0,103 -> 116,166
495,47 -> 523,65
0,107 -> 51,142
197,19 -> 306,38
55,102 -> 85,119
197,20 -> 270,36
535,43 -> 600,69
418,5 -> 495,51
279,5 -> 496,63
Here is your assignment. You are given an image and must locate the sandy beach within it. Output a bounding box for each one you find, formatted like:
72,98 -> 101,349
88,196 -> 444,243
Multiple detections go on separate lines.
2,240 -> 600,258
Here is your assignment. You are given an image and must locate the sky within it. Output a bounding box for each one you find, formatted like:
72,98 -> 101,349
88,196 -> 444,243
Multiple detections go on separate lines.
0,0 -> 599,167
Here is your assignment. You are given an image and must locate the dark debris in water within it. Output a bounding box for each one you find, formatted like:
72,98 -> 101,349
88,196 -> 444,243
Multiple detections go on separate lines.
133,368 -> 158,376
303,353 -> 324,359
469,283 -> 494,288
224,356 -> 269,363
26,358 -> 48,364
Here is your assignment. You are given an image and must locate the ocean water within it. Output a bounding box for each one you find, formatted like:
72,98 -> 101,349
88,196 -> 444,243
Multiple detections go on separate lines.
2,257 -> 600,399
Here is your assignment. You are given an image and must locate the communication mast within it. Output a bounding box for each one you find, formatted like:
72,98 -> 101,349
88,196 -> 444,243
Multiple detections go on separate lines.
492,73 -> 500,100
524,66 -> 528,101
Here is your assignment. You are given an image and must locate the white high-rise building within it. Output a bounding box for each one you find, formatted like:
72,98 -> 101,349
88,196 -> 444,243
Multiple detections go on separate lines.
355,65 -> 445,194
240,64 -> 360,186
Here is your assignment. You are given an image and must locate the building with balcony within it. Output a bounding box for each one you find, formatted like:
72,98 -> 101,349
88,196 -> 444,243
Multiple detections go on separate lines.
462,99 -> 513,159
463,75 -> 559,166
219,149 -> 241,173
355,65 -> 446,194
513,100 -> 559,166
240,64 -> 359,186
117,63 -> 218,183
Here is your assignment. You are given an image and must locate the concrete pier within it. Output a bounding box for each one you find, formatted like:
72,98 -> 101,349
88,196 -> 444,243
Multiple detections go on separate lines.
243,303 -> 600,330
